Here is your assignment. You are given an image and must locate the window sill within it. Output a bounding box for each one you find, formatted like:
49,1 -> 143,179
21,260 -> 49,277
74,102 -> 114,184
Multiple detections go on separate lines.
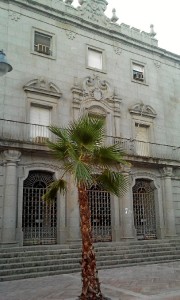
131,79 -> 149,86
86,66 -> 107,74
31,51 -> 56,60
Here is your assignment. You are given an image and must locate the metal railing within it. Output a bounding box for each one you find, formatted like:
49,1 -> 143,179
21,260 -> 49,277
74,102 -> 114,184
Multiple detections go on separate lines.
0,118 -> 180,161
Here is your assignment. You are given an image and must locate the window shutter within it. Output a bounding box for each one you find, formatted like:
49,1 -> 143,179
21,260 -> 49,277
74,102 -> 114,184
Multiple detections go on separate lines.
133,64 -> 144,72
135,124 -> 149,156
88,49 -> 102,69
30,106 -> 51,139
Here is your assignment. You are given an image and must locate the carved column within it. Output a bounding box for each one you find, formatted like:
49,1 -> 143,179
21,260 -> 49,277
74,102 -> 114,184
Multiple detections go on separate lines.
120,167 -> 136,240
1,150 -> 21,245
163,167 -> 177,238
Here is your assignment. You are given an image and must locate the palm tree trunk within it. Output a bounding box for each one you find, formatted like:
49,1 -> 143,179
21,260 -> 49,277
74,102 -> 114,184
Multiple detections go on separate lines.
78,184 -> 103,300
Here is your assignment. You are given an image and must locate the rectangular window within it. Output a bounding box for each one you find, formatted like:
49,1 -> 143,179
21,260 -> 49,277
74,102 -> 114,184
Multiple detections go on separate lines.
34,31 -> 52,56
133,63 -> 144,81
135,123 -> 150,156
32,28 -> 56,59
87,47 -> 103,70
30,106 -> 51,142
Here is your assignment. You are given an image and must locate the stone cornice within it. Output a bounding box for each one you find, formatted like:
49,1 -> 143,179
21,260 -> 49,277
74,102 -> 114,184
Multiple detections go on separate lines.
4,0 -> 180,63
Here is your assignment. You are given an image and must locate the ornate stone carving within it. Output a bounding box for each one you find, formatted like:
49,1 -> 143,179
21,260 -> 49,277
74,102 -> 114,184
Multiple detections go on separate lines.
114,46 -> 122,55
162,167 -> 173,177
82,75 -> 114,102
154,60 -> 161,68
65,0 -> 73,4
71,75 -> 122,119
77,0 -> 110,26
3,150 -> 21,162
23,77 -> 62,99
66,30 -> 76,40
9,11 -> 21,21
111,8 -> 119,23
129,103 -> 157,118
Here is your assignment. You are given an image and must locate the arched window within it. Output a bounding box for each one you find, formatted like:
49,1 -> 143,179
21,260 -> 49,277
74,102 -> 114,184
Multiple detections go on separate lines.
87,184 -> 112,242
133,179 -> 156,239
22,171 -> 57,245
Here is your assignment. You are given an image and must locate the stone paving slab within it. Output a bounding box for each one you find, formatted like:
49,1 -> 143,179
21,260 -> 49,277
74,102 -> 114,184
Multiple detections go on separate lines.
0,261 -> 180,300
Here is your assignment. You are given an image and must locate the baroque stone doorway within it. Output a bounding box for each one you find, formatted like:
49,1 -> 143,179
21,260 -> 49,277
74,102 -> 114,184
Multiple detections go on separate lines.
133,179 -> 157,239
22,171 -> 57,245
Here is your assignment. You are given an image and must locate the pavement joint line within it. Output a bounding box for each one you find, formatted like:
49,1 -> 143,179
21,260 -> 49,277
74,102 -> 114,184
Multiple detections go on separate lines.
101,283 -> 150,299
146,289 -> 180,300
64,274 -> 149,299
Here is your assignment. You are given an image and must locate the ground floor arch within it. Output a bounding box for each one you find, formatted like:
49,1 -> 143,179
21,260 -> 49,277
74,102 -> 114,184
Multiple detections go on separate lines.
22,170 -> 57,245
133,179 -> 157,239
87,184 -> 112,242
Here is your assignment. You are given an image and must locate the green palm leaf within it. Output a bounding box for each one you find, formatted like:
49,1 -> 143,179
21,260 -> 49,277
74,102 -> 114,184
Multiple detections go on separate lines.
42,179 -> 67,202
96,169 -> 129,197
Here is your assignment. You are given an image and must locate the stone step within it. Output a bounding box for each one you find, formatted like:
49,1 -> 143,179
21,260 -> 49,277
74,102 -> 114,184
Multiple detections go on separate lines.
1,239 -> 180,254
1,249 -> 180,271
1,239 -> 180,281
0,248 -> 179,267
0,255 -> 180,282
0,242 -> 178,258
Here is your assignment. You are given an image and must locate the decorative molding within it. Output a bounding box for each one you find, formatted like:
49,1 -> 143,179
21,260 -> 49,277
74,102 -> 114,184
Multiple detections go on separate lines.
23,77 -> 62,99
9,11 -> 21,21
65,0 -> 73,5
114,46 -> 122,55
82,75 -> 114,102
66,30 -> 76,40
162,167 -> 173,177
129,103 -> 157,118
71,75 -> 122,118
154,60 -> 161,68
3,150 -> 21,162
77,0 -> 110,26
131,171 -> 161,188
22,162 -> 62,173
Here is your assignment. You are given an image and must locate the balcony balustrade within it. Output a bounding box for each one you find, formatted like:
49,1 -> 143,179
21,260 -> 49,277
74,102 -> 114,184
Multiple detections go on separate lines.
0,118 -> 180,161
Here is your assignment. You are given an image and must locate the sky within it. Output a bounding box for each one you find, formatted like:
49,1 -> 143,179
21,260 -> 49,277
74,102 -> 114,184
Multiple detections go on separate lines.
73,0 -> 180,55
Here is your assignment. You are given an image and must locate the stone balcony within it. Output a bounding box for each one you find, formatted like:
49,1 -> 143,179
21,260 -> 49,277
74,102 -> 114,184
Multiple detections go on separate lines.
0,118 -> 180,162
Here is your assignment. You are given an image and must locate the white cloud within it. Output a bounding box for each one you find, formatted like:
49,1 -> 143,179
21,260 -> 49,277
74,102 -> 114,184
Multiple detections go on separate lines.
73,0 -> 180,55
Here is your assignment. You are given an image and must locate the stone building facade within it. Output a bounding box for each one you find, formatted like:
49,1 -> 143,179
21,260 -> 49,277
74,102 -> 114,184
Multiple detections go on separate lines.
0,0 -> 180,247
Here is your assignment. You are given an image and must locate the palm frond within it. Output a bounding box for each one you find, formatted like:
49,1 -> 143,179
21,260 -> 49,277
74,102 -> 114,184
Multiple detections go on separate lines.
48,125 -> 69,141
68,116 -> 105,149
95,170 -> 129,197
73,160 -> 93,185
93,144 -> 127,168
42,179 -> 67,202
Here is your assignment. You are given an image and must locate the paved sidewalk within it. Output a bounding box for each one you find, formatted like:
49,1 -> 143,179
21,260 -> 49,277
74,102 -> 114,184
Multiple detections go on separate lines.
0,261 -> 180,300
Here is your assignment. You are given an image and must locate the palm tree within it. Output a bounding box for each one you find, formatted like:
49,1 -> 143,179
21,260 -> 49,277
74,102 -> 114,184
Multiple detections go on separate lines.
43,115 -> 129,300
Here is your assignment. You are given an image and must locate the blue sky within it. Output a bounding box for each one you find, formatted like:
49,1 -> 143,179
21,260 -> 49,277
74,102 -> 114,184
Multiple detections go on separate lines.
73,0 -> 180,55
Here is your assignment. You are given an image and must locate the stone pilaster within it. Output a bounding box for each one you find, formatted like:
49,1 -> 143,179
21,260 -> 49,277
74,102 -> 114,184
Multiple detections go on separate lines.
120,167 -> 136,240
66,175 -> 81,243
1,150 -> 21,245
163,167 -> 177,238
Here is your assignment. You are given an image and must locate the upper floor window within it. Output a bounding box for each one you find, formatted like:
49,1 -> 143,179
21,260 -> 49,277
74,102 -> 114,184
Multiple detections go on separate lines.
32,28 -> 56,59
34,31 -> 52,56
131,61 -> 148,85
86,46 -> 106,73
133,63 -> 144,81
30,105 -> 51,142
